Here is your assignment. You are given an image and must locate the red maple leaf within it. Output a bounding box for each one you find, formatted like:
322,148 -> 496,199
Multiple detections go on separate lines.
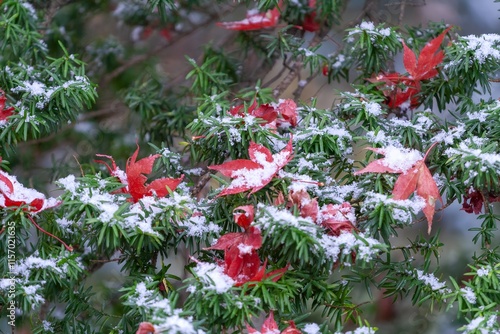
96,145 -> 184,202
318,203 -> 356,236
217,7 -> 280,31
0,89 -> 14,123
301,0 -> 320,32
135,322 -> 155,334
355,143 -> 443,233
368,27 -> 451,109
247,311 -> 301,334
0,170 -> 60,213
208,138 -> 293,197
206,205 -> 287,286
462,187 -> 500,214
229,99 -> 298,129
229,100 -> 278,125
402,27 -> 452,81
0,162 -> 72,251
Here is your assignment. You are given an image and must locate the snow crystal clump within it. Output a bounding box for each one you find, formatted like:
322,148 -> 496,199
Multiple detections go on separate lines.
380,145 -> 422,173
191,262 -> 235,294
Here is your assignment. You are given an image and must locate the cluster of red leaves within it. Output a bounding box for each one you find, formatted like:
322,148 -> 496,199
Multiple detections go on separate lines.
217,7 -> 280,31
0,89 -> 14,123
208,138 -> 293,197
283,189 -> 356,236
355,144 -> 442,233
229,98 -> 298,129
207,205 -> 288,286
0,158 -> 72,251
96,145 -> 184,203
462,187 -> 500,214
247,311 -> 301,334
368,27 -> 451,109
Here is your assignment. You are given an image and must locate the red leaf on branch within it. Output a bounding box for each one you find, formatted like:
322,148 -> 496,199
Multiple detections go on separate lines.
208,138 -> 293,197
413,27 -> 451,80
355,144 -> 442,233
0,89 -> 14,123
0,170 -> 60,213
247,311 -> 301,334
276,99 -> 298,127
135,322 -> 155,334
368,27 -> 451,109
318,203 -> 356,236
247,311 -> 280,334
229,99 -> 297,129
206,205 -> 287,286
96,145 -> 184,202
0,163 -> 71,251
217,7 -> 280,31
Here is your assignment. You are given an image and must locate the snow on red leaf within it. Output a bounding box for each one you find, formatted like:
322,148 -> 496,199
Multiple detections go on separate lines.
97,145 -> 183,202
208,138 -> 294,197
217,7 -> 280,31
0,165 -> 71,250
354,147 -> 402,175
135,322 -> 156,334
318,203 -> 356,236
355,144 -> 442,233
0,170 -> 60,213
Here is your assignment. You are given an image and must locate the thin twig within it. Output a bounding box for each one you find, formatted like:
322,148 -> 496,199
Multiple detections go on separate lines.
191,170 -> 214,198
27,215 -> 73,251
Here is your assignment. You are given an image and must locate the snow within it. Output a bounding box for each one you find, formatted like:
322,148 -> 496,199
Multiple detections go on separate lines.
256,205 -> 318,236
415,270 -> 449,292
191,262 -> 235,294
316,182 -> 364,203
362,192 -> 426,224
42,320 -> 54,333
465,316 -> 485,332
0,170 -> 59,212
303,323 -> 321,334
318,232 -> 381,263
237,243 -> 254,255
476,265 -> 491,277
460,287 -> 477,304
181,215 -> 221,237
359,21 -> 375,31
462,34 -> 500,64
445,138 -> 500,168
363,101 -> 383,116
378,145 -> 423,173
155,313 -> 203,334
225,146 -> 291,192
339,326 -> 377,334
130,282 -> 172,313
432,123 -> 466,144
